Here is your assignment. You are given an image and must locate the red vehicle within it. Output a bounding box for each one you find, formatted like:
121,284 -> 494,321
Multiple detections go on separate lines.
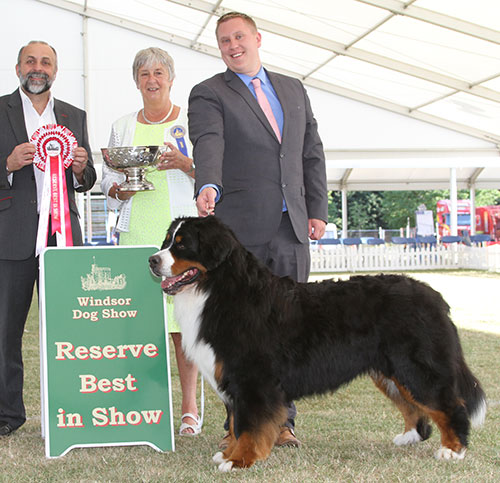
436,200 -> 472,237
476,205 -> 500,241
436,200 -> 500,240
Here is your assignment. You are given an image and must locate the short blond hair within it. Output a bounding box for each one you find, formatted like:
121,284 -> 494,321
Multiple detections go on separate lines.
216,11 -> 258,36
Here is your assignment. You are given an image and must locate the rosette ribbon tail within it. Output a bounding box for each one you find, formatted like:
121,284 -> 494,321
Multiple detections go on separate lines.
35,154 -> 73,256
61,159 -> 73,247
35,157 -> 52,257
53,154 -> 73,247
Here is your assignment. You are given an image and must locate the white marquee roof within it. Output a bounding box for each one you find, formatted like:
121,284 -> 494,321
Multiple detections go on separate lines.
38,0 -> 500,143
7,0 -> 500,190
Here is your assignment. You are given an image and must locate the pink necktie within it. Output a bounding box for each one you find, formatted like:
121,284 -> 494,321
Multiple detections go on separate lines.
251,78 -> 281,143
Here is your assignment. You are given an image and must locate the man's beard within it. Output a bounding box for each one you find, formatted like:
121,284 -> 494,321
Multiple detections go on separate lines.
19,71 -> 54,94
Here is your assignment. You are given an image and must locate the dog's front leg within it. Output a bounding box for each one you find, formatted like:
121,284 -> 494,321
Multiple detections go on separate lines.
214,402 -> 287,472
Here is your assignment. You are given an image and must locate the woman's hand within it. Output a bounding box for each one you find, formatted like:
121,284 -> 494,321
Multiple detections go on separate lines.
157,142 -> 194,177
110,182 -> 135,201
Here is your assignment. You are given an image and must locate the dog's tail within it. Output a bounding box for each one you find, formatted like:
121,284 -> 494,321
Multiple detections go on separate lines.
457,358 -> 487,428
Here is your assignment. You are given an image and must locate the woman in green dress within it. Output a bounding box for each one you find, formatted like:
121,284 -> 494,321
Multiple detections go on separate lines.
101,48 -> 200,435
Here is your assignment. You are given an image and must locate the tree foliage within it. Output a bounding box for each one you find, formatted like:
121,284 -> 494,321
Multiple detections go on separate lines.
329,192 -> 384,229
475,190 -> 500,206
378,190 -> 444,229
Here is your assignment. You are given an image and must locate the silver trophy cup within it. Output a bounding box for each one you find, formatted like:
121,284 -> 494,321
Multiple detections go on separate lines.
101,145 -> 164,191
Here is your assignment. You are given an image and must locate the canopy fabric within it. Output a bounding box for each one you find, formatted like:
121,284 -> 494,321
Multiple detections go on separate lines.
37,0 -> 500,144
4,0 -> 500,191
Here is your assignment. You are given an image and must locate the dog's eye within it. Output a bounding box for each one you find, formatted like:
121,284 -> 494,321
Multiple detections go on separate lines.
174,234 -> 186,250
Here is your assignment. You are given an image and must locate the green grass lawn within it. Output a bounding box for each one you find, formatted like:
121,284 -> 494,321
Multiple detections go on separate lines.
1,272 -> 499,482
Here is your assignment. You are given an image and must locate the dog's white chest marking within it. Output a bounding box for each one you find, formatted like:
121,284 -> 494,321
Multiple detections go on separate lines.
173,289 -> 227,403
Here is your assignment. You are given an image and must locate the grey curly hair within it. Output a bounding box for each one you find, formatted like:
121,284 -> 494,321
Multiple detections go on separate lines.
132,47 -> 175,85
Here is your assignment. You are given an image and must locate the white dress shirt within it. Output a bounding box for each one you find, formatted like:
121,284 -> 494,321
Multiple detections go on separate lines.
18,87 -> 56,210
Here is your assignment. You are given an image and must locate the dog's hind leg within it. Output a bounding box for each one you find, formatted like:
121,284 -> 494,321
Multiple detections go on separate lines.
390,378 -> 470,460
370,372 -> 432,446
426,406 -> 469,460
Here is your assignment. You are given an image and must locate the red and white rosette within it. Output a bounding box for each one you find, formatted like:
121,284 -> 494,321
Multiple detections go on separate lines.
31,124 -> 78,255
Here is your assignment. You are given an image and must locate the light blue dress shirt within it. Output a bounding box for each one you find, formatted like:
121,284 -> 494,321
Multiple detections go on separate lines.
237,67 -> 284,137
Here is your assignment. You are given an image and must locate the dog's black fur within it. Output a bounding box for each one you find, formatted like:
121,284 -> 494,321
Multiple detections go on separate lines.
149,216 -> 486,471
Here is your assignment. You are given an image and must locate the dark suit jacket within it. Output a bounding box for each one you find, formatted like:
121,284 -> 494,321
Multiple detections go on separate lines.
0,89 -> 96,260
188,68 -> 328,246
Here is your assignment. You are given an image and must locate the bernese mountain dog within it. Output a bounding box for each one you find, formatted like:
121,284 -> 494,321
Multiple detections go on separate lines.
149,216 -> 486,472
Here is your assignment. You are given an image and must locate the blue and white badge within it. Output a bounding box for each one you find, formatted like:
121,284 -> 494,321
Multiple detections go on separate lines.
170,125 -> 188,157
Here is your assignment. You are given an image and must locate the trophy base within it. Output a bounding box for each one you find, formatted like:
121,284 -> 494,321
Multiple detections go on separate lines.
117,167 -> 155,192
117,182 -> 155,192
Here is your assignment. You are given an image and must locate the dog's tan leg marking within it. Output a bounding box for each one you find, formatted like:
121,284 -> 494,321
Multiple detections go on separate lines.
426,409 -> 465,455
213,414 -> 237,466
392,379 -> 465,457
221,415 -> 237,459
223,422 -> 278,470
217,407 -> 287,471
371,373 -> 429,446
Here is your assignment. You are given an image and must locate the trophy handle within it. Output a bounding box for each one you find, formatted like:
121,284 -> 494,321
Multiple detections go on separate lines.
151,145 -> 167,170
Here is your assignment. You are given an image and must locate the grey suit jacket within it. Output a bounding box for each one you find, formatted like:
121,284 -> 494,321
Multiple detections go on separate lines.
0,89 -> 96,260
188,68 -> 327,246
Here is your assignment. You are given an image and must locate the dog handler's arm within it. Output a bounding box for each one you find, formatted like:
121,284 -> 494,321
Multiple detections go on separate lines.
188,82 -> 225,204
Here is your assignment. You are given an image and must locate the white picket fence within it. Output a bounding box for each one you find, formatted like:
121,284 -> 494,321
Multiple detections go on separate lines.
310,243 -> 500,273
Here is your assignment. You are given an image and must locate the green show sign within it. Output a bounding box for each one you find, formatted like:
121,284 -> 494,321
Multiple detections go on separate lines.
39,246 -> 174,458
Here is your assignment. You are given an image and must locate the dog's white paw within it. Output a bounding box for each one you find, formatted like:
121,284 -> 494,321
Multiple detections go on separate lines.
212,452 -> 226,465
393,429 -> 422,446
218,460 -> 234,472
435,446 -> 466,460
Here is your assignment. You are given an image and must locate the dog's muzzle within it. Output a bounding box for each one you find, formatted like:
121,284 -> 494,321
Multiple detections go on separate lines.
149,254 -> 200,295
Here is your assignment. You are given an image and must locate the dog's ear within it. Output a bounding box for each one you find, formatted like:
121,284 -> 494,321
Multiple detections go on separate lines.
197,218 -> 236,270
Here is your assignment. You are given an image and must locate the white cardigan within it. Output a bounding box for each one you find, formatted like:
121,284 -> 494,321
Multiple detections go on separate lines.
101,108 -> 196,232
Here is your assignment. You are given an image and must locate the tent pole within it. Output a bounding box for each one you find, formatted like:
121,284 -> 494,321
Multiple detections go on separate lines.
341,188 -> 348,238
470,185 -> 476,236
450,167 -> 458,236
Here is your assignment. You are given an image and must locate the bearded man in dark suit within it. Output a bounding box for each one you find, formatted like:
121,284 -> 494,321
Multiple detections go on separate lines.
0,40 -> 96,436
188,12 -> 328,448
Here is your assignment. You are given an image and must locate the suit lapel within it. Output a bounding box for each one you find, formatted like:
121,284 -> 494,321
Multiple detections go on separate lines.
6,90 -> 35,181
7,90 -> 29,145
54,99 -> 70,129
225,69 -> 279,142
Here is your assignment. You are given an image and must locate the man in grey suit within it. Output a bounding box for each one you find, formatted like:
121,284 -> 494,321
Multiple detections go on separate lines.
0,41 -> 96,436
189,12 -> 328,448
